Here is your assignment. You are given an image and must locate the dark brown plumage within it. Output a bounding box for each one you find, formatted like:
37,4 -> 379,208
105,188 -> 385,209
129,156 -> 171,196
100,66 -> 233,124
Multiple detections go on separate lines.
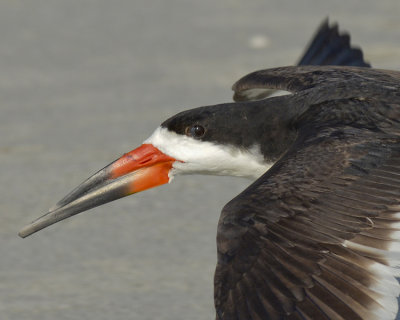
215,66 -> 400,319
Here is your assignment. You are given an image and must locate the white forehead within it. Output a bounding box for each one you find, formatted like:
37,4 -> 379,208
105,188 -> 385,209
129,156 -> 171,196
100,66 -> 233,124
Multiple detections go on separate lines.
144,127 -> 272,179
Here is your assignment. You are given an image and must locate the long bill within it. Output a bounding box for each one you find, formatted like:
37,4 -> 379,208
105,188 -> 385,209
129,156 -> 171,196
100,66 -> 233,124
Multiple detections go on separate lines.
19,144 -> 177,238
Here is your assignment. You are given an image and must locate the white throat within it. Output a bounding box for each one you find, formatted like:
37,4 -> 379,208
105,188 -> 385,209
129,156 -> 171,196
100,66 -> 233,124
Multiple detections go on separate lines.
144,127 -> 273,180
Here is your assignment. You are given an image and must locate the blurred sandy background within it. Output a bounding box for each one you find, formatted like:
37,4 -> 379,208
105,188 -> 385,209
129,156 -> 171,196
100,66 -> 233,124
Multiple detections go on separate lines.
1,1 -> 400,319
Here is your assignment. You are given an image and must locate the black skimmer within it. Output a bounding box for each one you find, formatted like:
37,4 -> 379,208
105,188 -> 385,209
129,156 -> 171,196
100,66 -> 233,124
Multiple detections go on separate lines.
20,23 -> 400,320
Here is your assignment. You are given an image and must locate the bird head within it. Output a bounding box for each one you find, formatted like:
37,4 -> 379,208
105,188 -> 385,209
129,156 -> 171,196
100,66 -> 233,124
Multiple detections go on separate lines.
19,98 -> 296,238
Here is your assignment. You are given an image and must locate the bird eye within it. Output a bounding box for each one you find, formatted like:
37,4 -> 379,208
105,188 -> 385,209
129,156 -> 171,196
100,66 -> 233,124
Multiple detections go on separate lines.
186,125 -> 205,138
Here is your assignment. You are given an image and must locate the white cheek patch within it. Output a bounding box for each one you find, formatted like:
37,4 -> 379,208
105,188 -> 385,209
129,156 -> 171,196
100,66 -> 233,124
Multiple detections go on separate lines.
144,127 -> 273,180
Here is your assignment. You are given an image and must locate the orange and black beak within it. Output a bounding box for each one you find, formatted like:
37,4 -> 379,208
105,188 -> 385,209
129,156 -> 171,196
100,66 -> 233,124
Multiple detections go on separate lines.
19,144 -> 177,238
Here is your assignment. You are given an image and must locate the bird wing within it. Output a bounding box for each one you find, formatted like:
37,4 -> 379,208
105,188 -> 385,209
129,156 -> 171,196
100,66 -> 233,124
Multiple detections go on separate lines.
214,98 -> 400,319
233,20 -> 370,102
297,19 -> 370,67
232,66 -> 400,103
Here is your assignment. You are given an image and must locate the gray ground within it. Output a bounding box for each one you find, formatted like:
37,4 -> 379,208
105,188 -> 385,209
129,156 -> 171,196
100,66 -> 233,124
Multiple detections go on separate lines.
1,1 -> 400,319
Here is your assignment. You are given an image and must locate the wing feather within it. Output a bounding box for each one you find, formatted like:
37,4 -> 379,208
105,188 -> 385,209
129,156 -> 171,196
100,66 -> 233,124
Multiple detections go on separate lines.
214,108 -> 400,319
297,19 -> 370,68
232,66 -> 400,103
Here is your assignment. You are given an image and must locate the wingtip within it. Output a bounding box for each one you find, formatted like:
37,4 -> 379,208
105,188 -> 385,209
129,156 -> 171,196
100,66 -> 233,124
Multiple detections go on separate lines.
297,19 -> 370,68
